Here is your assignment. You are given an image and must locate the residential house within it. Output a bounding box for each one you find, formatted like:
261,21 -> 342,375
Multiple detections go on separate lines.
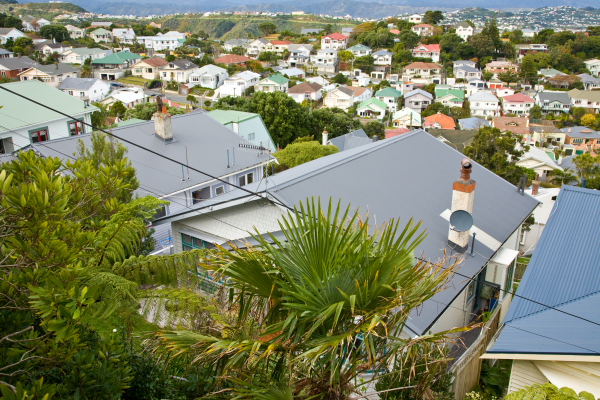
255,74 -> 289,93
34,41 -> 72,56
223,39 -> 250,52
453,22 -> 474,41
404,88 -> 434,112
0,28 -> 26,44
402,62 -> 442,84
92,51 -> 142,80
453,60 -> 477,71
246,38 -> 269,57
372,49 -> 393,66
347,44 -> 372,57
112,28 -> 136,44
411,24 -> 434,37
492,116 -> 530,135
435,88 -> 465,108
21,16 -> 49,32
485,60 -> 519,75
408,14 -> 423,23
577,73 -> 600,90
136,32 -> 185,52
326,128 -> 373,151
0,56 -> 39,78
455,65 -> 482,81
346,86 -> 372,103
468,78 -> 487,90
188,64 -> 228,89
100,87 -> 147,109
539,68 -> 567,80
469,91 -> 500,117
568,88 -> 600,113
411,44 -> 440,62
323,86 -> 356,110
529,126 -> 566,147
19,63 -> 78,88
0,80 -> 97,152
17,111 -> 272,250
287,44 -> 313,67
495,87 -> 515,98
60,48 -> 108,64
561,126 -> 600,152
151,129 -> 538,395
374,86 -> 402,112
208,109 -> 277,152
306,76 -> 330,86
131,57 -> 169,80
515,146 -> 562,182
428,129 -> 477,152
65,24 -> 86,39
321,33 -> 348,50
277,67 -> 305,79
424,112 -> 456,130
159,59 -> 198,83
357,97 -> 387,120
534,91 -> 572,115
458,117 -> 491,130
503,93 -> 535,116
392,108 -> 422,128
90,28 -> 113,43
287,82 -> 322,103
90,22 -> 112,28
0,49 -> 13,58
483,186 -> 600,397
518,186 -> 561,254
213,54 -> 250,66
57,77 -> 111,102
584,58 -> 600,77
515,43 -> 549,61
219,71 -> 261,97
265,40 -> 292,54
309,49 -> 338,75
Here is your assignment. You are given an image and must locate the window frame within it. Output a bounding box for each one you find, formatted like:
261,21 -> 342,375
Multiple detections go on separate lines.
214,185 -> 225,196
67,119 -> 85,136
28,127 -> 49,143
181,233 -> 215,251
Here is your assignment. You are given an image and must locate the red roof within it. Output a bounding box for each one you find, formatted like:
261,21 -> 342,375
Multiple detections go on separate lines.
424,113 -> 456,130
390,29 -> 400,34
385,128 -> 411,138
270,40 -> 293,45
324,32 -> 348,40
503,93 -> 534,103
413,44 -> 440,52
214,54 -> 251,64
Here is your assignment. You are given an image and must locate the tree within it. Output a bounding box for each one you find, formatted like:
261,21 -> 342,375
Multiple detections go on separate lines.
483,71 -> 494,81
423,10 -> 445,25
258,21 -> 277,36
124,102 -> 186,120
110,100 -> 127,118
13,36 -> 32,49
573,153 -> 599,183
155,199 -> 462,400
509,29 -> 524,44
186,94 -> 198,108
364,120 -> 386,139
548,168 -> 578,186
39,24 -> 70,42
165,54 -> 176,62
498,71 -> 520,83
572,106 -> 586,122
399,29 -> 420,49
530,104 -> 543,119
463,126 -> 531,185
468,34 -> 496,58
519,55 -> 539,84
581,113 -> 596,127
338,50 -> 354,68
272,139 -> 338,171
0,13 -> 22,29
422,102 -> 449,117
505,383 -> 595,400
440,33 -> 464,56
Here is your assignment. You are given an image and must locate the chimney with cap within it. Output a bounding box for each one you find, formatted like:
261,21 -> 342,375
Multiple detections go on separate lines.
448,158 -> 476,253
532,174 -> 540,196
322,128 -> 328,146
154,96 -> 173,141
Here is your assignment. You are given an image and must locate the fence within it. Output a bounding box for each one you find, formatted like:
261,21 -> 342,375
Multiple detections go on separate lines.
450,306 -> 502,400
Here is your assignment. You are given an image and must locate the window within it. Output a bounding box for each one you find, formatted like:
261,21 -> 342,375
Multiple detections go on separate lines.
181,233 -> 215,251
215,185 -> 225,196
239,172 -> 254,187
30,128 -> 49,143
248,132 -> 255,140
68,120 -> 84,136
0,137 -> 14,154
466,280 -> 476,301
154,205 -> 167,219
504,259 -> 516,296
79,91 -> 85,97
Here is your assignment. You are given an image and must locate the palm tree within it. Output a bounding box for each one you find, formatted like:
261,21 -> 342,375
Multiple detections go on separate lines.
548,168 -> 578,186
156,199 -> 465,400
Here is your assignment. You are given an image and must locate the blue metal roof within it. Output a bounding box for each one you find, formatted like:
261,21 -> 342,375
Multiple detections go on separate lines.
488,185 -> 600,356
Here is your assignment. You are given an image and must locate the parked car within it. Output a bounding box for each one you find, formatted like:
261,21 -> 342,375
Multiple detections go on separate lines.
111,82 -> 124,88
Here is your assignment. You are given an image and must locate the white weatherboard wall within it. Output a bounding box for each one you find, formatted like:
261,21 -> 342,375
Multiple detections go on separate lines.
509,360 -> 550,393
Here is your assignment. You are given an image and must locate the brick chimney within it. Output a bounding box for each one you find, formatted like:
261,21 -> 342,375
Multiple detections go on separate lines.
154,97 -> 173,141
322,128 -> 328,145
448,158 -> 476,253
532,174 -> 540,196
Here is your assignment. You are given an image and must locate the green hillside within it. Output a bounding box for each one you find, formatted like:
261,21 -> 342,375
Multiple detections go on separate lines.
1,2 -> 86,20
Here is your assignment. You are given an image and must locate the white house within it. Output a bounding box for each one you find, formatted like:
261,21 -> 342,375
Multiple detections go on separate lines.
130,57 -> 169,80
219,71 -> 261,97
411,24 -> 434,37
19,63 -> 78,88
112,28 -> 135,44
137,31 -> 186,52
208,109 -> 277,152
503,93 -> 535,116
322,86 -> 372,110
309,49 -> 338,75
57,77 -> 111,102
65,24 -> 86,39
568,89 -> 600,113
0,28 -> 26,45
408,14 -> 423,23
469,91 -> 500,117
159,59 -> 198,83
372,50 -> 393,66
60,48 -> 108,64
100,87 -> 147,109
321,33 -> 348,50
453,22 -> 474,41
90,28 -> 113,43
584,59 -> 600,77
0,80 -> 97,151
223,39 -> 250,52
287,82 -> 322,103
347,44 -> 372,57
455,65 -> 482,81
402,62 -> 442,84
287,44 -> 313,67
374,86 -> 402,112
411,44 -> 440,62
255,74 -> 289,93
357,97 -> 387,120
22,16 -> 49,32
188,64 -> 229,89
515,146 -> 562,183
392,108 -> 422,128
246,38 -> 269,57
518,186 -> 560,254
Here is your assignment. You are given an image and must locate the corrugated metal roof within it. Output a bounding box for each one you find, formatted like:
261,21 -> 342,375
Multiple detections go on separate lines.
156,129 -> 539,334
488,185 -> 600,355
328,129 -> 372,152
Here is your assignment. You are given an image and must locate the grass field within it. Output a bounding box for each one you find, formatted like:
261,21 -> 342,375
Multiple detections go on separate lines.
118,76 -> 150,86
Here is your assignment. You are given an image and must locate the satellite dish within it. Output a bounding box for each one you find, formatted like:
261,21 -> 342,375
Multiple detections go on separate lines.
450,210 -> 474,232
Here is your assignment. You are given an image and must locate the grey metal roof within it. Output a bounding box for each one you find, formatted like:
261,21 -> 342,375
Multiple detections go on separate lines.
167,59 -> 198,71
337,86 -> 355,96
0,56 -> 39,71
561,126 -> 600,139
57,77 -> 100,91
0,49 -> 13,55
328,128 -> 372,152
24,112 -> 271,197
488,185 -> 600,356
156,129 -> 539,334
455,65 -> 480,73
0,28 -> 18,35
30,63 -> 78,75
577,73 -> 600,83
373,50 -> 392,56
301,28 -> 320,34
537,91 -> 571,105
404,88 -> 433,99
0,153 -> 17,163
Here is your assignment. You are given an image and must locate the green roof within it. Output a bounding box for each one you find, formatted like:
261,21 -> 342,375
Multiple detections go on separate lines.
435,88 -> 465,100
68,48 -> 106,56
375,87 -> 402,98
348,44 -> 371,51
208,110 -> 258,125
357,97 -> 387,111
115,118 -> 146,127
91,28 -> 111,35
92,51 -> 141,65
266,74 -> 289,85
0,80 -> 98,132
